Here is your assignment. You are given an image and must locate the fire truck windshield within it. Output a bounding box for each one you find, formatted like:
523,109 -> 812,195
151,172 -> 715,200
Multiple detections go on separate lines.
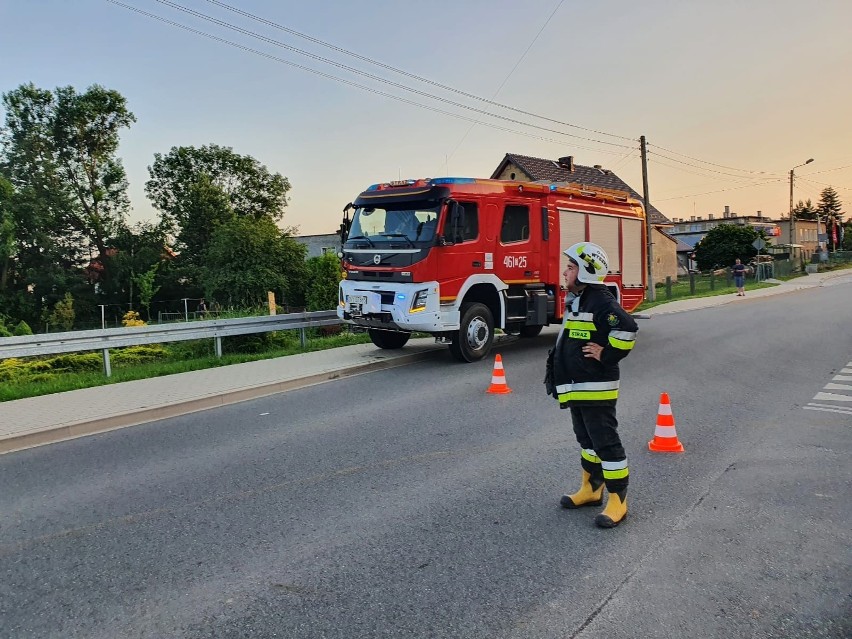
348,204 -> 440,244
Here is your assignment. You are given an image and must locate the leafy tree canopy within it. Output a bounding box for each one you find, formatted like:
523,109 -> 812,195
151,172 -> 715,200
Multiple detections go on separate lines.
792,198 -> 816,221
693,223 -> 765,271
145,144 -> 291,237
305,252 -> 343,312
200,216 -> 306,310
1,83 -> 135,257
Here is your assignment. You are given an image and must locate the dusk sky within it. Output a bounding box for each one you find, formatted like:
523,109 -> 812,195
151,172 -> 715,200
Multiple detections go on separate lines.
2,0 -> 850,235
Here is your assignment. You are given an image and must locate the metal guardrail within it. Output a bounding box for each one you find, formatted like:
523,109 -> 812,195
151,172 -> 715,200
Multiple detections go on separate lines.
0,310 -> 341,377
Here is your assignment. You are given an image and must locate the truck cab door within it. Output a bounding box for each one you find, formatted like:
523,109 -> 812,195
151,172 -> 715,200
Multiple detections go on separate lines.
494,203 -> 542,285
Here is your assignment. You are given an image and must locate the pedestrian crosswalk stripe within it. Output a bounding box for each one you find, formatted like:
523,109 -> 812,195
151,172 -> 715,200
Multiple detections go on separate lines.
813,391 -> 852,402
807,402 -> 852,413
834,375 -> 852,382
804,405 -> 852,416
841,368 -> 852,374
824,383 -> 852,391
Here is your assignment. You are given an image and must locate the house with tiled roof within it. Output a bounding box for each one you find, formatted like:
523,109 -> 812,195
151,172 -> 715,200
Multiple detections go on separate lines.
490,153 -> 678,284
491,153 -> 670,224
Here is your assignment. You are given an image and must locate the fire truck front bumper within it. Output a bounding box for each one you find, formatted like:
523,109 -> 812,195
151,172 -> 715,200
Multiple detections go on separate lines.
337,281 -> 443,332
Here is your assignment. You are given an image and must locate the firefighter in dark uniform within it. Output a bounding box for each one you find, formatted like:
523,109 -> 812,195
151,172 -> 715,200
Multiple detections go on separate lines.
546,242 -> 638,528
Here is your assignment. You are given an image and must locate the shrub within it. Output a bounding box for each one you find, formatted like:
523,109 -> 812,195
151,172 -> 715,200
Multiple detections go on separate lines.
112,345 -> 169,365
122,310 -> 146,327
13,321 -> 33,336
47,353 -> 102,372
0,324 -> 12,338
49,293 -> 76,331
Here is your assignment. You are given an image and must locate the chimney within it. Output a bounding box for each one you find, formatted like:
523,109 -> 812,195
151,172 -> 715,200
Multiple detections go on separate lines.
708,214 -> 714,220
593,164 -> 602,169
724,205 -> 730,218
558,156 -> 575,172
757,210 -> 762,218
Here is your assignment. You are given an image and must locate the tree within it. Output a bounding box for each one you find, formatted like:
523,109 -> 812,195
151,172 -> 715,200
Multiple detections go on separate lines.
100,221 -> 171,312
48,292 -> 75,332
305,252 -> 343,311
842,221 -> 852,251
791,199 -> 816,221
145,144 -> 290,252
693,223 -> 763,271
816,186 -> 844,251
178,173 -> 235,265
0,175 -> 15,291
200,216 -> 306,309
133,263 -> 160,321
1,83 -> 135,328
2,83 -> 135,258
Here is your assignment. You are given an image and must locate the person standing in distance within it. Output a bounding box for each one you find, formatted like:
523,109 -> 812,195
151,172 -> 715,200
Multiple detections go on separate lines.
545,242 -> 638,528
732,258 -> 746,296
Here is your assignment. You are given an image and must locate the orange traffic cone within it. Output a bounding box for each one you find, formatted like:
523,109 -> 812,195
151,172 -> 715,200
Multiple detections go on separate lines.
648,392 -> 684,452
486,354 -> 512,394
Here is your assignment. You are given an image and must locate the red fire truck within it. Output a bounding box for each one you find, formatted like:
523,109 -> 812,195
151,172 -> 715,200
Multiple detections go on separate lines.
337,177 -> 646,362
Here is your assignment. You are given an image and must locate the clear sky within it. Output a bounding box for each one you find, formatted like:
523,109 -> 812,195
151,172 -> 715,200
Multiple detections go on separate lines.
2,0 -> 851,235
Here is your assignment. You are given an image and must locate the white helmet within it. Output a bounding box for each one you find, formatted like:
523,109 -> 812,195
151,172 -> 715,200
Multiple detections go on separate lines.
564,242 -> 609,284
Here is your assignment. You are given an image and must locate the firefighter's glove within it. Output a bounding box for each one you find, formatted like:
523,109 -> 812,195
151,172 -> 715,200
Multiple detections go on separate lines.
544,348 -> 557,398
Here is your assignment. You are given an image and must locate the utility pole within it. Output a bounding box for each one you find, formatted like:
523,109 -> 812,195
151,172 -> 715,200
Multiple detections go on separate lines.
640,135 -> 655,301
788,159 -> 813,264
789,169 -> 795,248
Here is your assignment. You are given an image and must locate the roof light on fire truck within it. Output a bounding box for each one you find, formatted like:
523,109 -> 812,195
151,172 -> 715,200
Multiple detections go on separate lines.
430,177 -> 476,185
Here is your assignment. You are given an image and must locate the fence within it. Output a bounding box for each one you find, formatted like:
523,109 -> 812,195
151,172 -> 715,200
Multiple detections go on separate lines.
655,260 -> 792,302
0,310 -> 341,377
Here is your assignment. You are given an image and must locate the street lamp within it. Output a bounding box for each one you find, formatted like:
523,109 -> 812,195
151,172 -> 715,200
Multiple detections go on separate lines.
788,158 -> 814,255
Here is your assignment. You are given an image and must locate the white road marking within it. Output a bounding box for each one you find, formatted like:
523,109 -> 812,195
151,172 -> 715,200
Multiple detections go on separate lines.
804,405 -> 852,416
824,383 -> 852,391
806,402 -> 852,413
813,392 -> 852,402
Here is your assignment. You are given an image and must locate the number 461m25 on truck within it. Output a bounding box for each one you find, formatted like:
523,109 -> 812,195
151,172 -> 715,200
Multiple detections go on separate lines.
337,177 -> 646,362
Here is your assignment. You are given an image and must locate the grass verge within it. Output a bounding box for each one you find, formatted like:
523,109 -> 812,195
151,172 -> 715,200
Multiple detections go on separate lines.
0,331 -> 373,402
635,281 -> 779,311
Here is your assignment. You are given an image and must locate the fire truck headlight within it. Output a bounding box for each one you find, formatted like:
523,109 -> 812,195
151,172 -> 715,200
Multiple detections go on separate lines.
410,288 -> 428,313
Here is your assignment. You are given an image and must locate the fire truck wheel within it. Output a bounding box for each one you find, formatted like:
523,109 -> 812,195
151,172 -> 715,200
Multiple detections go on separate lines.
450,302 -> 494,362
519,325 -> 543,338
368,328 -> 411,349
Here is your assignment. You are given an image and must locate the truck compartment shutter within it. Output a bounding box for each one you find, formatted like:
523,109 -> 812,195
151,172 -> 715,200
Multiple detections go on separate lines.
588,215 -> 621,273
621,218 -> 643,286
558,209 -> 586,278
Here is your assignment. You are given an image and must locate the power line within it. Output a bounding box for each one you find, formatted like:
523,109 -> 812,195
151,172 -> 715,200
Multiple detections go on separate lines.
201,0 -> 636,143
654,178 -> 786,203
798,178 -> 852,193
649,155 -> 780,187
446,0 -> 567,164
648,149 -> 785,181
146,0 -> 634,150
106,1 -> 633,156
646,141 -> 785,178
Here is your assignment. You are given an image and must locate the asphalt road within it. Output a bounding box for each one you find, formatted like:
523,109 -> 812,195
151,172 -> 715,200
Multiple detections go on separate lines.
1,281 -> 850,638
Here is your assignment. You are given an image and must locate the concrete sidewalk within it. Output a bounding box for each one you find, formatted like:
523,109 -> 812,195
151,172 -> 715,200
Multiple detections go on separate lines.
2,270 -> 848,455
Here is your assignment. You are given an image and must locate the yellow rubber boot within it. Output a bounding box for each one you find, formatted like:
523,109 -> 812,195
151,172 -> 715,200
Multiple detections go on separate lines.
560,470 -> 604,509
595,489 -> 627,528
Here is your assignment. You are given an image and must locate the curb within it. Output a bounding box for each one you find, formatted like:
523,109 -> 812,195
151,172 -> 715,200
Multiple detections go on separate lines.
0,347 -> 445,456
